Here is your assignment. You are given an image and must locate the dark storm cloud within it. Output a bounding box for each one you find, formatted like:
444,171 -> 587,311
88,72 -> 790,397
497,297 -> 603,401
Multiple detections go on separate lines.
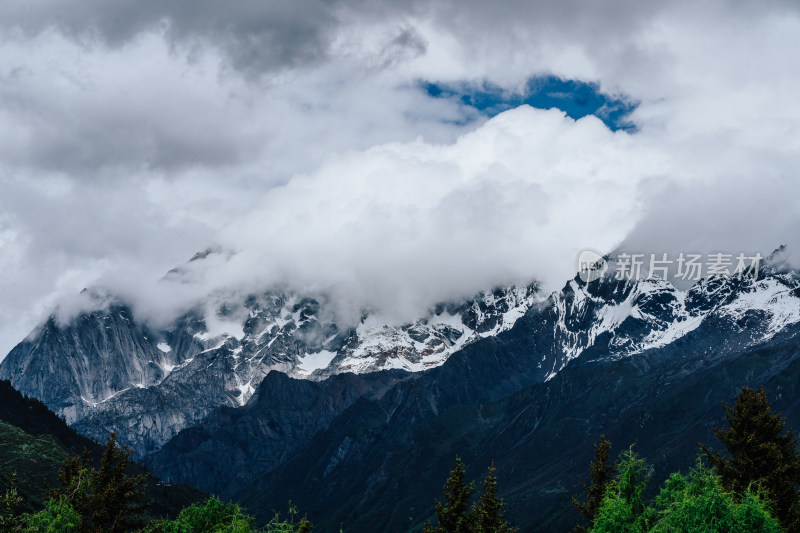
3,0 -> 798,78
376,27 -> 427,70
0,0 -> 650,80
0,1 -> 343,74
0,1 -> 442,176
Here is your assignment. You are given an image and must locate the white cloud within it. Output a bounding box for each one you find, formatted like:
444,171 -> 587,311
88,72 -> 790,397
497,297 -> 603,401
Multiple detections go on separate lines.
1,2 -> 800,357
208,106 -> 655,322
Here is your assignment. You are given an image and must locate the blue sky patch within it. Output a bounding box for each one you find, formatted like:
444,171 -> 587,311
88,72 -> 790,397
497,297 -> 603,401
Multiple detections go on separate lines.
421,76 -> 637,132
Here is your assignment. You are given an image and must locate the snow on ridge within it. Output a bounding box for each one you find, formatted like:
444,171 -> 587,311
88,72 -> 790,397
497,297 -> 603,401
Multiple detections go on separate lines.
720,277 -> 800,335
330,286 -> 541,375
296,350 -> 338,376
62,274 -> 800,419
554,277 -> 691,364
81,386 -> 132,407
146,284 -> 541,387
92,276 -> 800,405
236,380 -> 255,406
551,274 -> 800,372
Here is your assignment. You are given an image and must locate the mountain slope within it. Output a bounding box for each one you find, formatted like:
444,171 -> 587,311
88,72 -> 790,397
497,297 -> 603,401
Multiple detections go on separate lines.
143,370 -> 405,497
0,380 -> 204,519
5,262 -> 800,531
232,315 -> 800,532
142,270 -> 800,531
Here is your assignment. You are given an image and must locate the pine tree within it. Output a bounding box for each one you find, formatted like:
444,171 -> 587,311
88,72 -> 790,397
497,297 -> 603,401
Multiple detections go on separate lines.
591,447 -> 653,533
471,463 -> 517,533
92,433 -> 147,532
0,473 -> 21,533
49,433 -> 147,533
701,386 -> 800,530
572,434 -> 616,533
424,457 -> 475,533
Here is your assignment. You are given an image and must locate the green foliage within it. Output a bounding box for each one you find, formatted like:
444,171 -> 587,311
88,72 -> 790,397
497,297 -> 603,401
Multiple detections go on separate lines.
591,447 -> 654,533
701,386 -> 800,530
649,459 -> 780,533
0,420 -> 70,513
263,504 -> 313,533
152,496 -> 255,532
0,380 -> 205,522
149,497 -> 313,533
0,426 -> 307,533
591,455 -> 782,533
0,473 -> 21,532
20,498 -> 82,533
573,435 -> 616,533
48,432 -> 147,533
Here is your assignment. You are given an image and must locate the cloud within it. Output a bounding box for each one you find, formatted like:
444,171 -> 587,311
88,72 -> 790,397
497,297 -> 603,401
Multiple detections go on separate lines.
0,27 -> 467,177
0,0 -> 342,74
2,1 -> 800,357
203,107 -> 654,323
0,22 -> 477,355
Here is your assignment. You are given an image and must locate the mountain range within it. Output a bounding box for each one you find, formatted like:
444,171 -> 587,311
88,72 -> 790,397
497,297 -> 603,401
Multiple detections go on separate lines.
3,255 -> 800,531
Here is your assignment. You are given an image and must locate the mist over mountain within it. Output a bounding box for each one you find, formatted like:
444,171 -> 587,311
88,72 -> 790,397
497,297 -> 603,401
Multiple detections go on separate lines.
4,259 -> 800,531
3,1 -> 800,359
3,1 -> 800,531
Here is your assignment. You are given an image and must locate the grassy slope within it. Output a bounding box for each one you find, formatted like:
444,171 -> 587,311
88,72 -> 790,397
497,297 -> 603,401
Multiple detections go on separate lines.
0,420 -> 68,513
0,380 -> 206,521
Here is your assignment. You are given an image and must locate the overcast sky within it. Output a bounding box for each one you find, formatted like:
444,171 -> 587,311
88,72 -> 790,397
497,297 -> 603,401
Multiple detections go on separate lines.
1,1 -> 800,357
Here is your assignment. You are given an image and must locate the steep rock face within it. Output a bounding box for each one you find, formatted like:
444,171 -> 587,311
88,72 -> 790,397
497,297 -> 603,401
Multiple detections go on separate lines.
0,284 -> 541,455
0,306 -> 201,424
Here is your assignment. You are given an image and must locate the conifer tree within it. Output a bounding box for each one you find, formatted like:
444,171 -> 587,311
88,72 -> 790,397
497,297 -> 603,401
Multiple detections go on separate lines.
50,433 -> 147,533
701,386 -> 800,530
424,457 -> 475,533
572,434 -> 616,533
472,463 -> 517,533
0,474 -> 21,533
591,447 -> 653,533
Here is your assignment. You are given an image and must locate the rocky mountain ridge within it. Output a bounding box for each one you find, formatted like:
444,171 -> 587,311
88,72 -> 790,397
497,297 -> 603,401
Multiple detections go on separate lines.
0,283 -> 540,456
142,268 -> 800,501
